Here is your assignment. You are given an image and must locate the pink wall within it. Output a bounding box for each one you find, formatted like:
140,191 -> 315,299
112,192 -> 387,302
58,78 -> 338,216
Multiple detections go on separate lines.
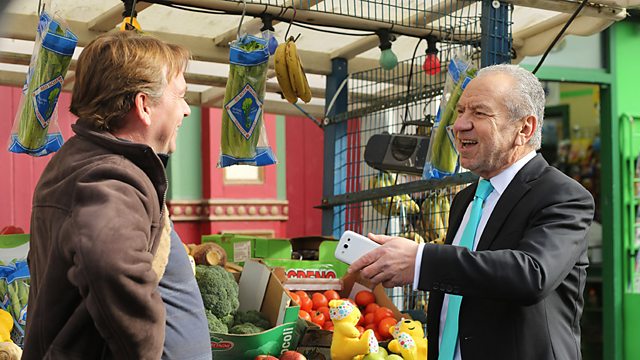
0,85 -> 324,240
285,115 -> 324,238
0,86 -> 76,233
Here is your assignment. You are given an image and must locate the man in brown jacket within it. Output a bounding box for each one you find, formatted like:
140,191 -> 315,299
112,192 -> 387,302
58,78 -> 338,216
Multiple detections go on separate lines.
23,31 -> 200,359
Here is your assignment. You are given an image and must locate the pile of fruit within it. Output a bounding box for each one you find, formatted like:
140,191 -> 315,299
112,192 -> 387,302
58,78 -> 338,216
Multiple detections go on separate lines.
288,289 -> 398,341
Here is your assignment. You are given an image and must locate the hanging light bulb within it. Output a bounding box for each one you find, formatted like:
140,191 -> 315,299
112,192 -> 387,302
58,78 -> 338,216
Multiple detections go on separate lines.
376,30 -> 398,71
423,36 -> 441,75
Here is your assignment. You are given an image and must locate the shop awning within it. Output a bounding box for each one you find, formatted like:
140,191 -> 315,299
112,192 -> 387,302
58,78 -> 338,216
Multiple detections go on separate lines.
0,0 -> 637,117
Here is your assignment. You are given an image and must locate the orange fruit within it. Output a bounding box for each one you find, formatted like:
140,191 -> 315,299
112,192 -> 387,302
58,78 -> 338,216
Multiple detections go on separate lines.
374,306 -> 395,324
299,309 -> 311,321
378,317 -> 397,339
323,290 -> 340,301
317,306 -> 330,321
363,312 -> 375,325
364,303 -> 380,314
288,292 -> 301,305
311,292 -> 328,310
355,290 -> 376,307
300,296 -> 313,312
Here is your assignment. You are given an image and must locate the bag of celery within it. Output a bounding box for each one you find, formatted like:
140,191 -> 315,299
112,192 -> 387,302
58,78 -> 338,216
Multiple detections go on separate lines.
422,56 -> 477,179
218,34 -> 276,167
9,11 -> 77,157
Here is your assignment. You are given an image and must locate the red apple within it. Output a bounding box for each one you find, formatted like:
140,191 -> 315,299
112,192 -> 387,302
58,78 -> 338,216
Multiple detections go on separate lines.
280,350 -> 307,360
254,356 -> 278,360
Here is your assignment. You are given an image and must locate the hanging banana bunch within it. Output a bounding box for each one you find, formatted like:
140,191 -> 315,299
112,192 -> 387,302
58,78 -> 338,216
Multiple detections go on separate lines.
421,190 -> 451,244
274,37 -> 312,104
369,172 -> 420,216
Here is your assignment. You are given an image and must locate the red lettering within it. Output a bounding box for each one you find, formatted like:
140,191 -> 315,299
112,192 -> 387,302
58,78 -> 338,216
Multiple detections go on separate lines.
210,341 -> 234,350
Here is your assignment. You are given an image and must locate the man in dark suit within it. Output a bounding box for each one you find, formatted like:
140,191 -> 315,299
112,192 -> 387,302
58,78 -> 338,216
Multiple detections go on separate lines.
349,64 -> 595,360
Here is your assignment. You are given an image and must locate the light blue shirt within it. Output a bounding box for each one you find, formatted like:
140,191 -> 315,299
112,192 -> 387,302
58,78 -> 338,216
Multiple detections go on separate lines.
413,151 -> 537,359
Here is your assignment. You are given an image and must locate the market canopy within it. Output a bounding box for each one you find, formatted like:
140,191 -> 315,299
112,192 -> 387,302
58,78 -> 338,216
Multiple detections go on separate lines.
1,0 -> 638,118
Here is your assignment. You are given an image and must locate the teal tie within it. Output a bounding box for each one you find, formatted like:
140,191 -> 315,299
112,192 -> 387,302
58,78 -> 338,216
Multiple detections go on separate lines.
439,179 -> 494,360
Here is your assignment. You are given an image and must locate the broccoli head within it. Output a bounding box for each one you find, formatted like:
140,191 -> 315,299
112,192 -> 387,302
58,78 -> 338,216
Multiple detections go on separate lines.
229,322 -> 264,335
195,265 -> 239,318
206,310 -> 229,334
233,310 -> 270,329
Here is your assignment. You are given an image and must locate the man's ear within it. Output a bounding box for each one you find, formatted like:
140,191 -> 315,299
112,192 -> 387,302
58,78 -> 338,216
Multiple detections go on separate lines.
132,92 -> 152,127
515,115 -> 536,146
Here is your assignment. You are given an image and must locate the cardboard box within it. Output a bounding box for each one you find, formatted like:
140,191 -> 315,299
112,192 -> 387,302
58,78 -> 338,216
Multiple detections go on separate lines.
210,260 -> 305,359
203,234 -> 349,279
293,270 -> 407,356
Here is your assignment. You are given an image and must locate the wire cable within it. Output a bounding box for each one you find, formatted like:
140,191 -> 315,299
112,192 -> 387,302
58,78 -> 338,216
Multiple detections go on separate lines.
532,0 -> 588,74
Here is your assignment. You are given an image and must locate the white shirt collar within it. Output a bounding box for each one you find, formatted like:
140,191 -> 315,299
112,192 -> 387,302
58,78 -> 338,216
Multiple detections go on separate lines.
481,151 -> 537,196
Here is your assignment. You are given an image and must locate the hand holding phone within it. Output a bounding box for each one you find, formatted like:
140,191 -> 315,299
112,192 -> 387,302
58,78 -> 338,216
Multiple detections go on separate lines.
334,230 -> 381,264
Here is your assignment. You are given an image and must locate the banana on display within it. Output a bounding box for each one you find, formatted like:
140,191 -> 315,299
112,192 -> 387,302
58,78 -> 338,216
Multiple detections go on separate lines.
401,231 -> 426,244
369,172 -> 420,216
421,191 -> 450,244
274,37 -> 312,104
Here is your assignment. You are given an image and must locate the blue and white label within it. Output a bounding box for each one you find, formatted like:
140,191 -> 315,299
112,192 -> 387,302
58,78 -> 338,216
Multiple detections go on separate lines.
225,83 -> 263,140
31,75 -> 63,129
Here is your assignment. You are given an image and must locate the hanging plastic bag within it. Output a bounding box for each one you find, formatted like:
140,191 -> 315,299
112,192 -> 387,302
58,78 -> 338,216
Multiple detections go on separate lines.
8,10 -> 77,157
422,56 -> 477,179
218,34 -> 277,167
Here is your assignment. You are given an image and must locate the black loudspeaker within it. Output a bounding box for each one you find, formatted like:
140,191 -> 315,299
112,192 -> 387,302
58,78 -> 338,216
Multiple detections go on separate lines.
364,133 -> 430,175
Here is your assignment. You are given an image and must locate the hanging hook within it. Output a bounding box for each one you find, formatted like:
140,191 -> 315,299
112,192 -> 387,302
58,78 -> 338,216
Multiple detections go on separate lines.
236,0 -> 247,39
283,6 -> 300,41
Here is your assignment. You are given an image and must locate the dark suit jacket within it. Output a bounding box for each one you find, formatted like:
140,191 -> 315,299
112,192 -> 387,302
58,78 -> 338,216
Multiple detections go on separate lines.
419,154 -> 594,360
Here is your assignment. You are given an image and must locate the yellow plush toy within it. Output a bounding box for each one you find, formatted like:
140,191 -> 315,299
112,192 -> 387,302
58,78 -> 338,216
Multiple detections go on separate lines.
328,299 -> 378,360
387,318 -> 428,360
0,309 -> 22,360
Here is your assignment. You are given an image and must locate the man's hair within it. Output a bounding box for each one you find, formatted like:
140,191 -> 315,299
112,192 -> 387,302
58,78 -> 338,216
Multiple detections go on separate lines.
70,31 -> 190,131
476,64 -> 545,150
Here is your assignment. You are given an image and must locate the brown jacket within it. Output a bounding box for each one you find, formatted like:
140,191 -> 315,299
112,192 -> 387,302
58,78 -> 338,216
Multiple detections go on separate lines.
23,119 -> 170,360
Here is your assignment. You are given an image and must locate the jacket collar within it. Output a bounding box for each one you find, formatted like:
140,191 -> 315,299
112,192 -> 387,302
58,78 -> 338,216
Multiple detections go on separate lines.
71,119 -> 168,202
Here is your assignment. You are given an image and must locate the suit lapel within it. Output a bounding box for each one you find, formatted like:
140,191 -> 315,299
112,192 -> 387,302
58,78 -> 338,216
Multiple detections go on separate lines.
475,154 -> 548,251
445,186 -> 475,245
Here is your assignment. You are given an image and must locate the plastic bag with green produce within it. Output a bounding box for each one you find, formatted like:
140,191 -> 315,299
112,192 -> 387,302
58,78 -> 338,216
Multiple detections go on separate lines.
0,259 -> 29,346
9,10 -> 77,157
422,56 -> 477,179
219,34 -> 277,167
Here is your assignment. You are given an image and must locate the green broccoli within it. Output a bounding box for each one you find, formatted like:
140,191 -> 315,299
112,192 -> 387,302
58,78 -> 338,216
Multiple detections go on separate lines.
233,310 -> 270,330
229,323 -> 265,335
195,265 -> 239,319
206,310 -> 229,334
221,313 -> 235,329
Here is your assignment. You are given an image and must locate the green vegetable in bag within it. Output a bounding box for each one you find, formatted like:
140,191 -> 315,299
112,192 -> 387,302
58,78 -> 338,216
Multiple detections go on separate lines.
10,11 -> 77,155
219,35 -> 276,167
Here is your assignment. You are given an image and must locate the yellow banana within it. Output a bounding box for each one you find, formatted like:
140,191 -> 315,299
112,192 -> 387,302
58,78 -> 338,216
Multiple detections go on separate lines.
401,231 -> 426,244
297,61 -> 312,103
285,38 -> 312,103
274,43 -> 297,104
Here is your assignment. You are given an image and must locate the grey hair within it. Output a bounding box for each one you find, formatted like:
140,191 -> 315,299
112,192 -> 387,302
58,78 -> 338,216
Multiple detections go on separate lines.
476,64 -> 545,150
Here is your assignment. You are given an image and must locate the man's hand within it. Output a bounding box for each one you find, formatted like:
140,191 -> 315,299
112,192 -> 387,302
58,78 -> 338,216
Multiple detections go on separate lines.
348,233 -> 419,288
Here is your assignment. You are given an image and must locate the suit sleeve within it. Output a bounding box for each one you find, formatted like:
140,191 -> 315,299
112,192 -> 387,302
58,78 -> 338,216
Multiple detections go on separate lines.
418,177 -> 594,305
65,159 -> 165,359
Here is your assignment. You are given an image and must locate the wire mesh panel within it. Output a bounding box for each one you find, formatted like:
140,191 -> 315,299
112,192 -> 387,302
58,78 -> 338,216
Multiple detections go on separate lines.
237,0 -> 483,38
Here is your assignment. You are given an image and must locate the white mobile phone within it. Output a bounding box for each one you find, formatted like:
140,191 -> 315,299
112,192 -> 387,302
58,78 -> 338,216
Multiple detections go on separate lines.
334,230 -> 381,264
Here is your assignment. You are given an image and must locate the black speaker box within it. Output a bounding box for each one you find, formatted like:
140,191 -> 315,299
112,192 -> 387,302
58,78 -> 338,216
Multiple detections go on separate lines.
364,133 -> 430,175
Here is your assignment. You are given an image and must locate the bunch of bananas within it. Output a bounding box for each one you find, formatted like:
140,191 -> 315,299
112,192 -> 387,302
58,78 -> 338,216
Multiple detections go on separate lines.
369,172 -> 420,216
400,231 -> 426,244
274,37 -> 312,104
421,192 -> 451,244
